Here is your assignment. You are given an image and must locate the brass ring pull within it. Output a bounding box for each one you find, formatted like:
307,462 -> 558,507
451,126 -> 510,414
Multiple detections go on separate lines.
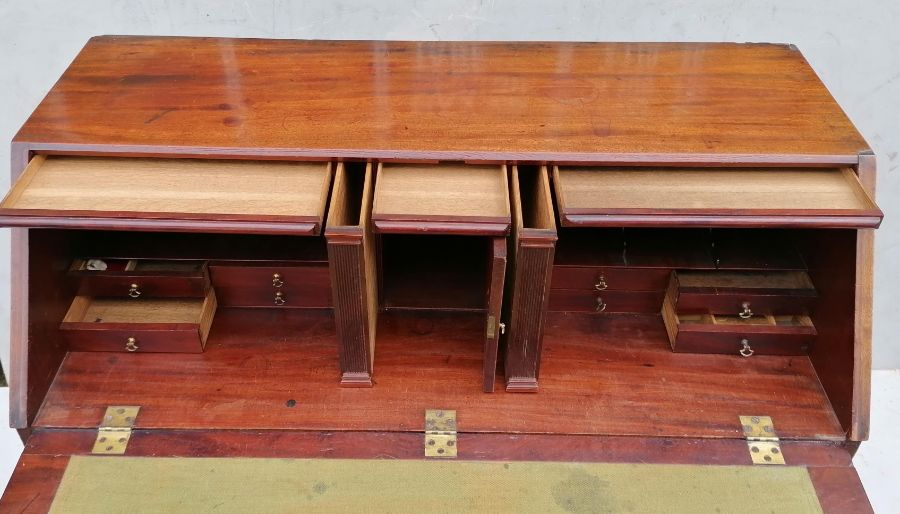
739,302 -> 753,319
739,339 -> 754,358
125,337 -> 139,352
594,275 -> 608,291
272,273 -> 284,288
595,296 -> 607,313
128,283 -> 142,298
274,291 -> 286,306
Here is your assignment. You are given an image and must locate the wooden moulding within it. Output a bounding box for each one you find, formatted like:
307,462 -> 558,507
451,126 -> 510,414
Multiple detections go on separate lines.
371,163 -> 512,236
59,288 -> 218,353
0,156 -> 334,235
325,162 -> 378,387
503,165 -> 557,392
553,166 -> 883,229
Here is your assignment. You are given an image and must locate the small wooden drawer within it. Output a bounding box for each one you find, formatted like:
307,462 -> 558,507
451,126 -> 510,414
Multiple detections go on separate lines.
70,259 -> 210,298
548,289 -> 664,314
209,263 -> 332,308
60,288 -> 217,353
551,266 -> 671,292
672,270 -> 816,316
662,286 -> 815,356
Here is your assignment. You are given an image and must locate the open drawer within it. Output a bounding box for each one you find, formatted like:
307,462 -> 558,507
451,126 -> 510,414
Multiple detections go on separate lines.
70,259 -> 210,298
0,156 -> 333,234
662,282 -> 815,357
553,166 -> 883,228
371,163 -> 511,235
60,288 -> 217,353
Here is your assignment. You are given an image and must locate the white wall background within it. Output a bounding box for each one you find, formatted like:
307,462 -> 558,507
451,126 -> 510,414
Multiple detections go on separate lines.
0,0 -> 898,376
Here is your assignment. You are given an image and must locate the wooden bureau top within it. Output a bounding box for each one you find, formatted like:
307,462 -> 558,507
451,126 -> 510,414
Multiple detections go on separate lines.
15,36 -> 868,164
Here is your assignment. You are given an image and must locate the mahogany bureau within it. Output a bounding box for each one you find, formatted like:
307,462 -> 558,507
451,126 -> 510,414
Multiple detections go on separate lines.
0,37 -> 883,511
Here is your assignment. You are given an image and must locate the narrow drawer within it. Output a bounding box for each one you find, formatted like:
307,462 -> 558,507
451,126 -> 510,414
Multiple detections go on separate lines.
673,270 -> 816,316
70,259 -> 210,298
548,289 -> 664,314
662,285 -> 814,357
209,263 -> 332,308
552,266 -> 671,291
60,288 -> 217,353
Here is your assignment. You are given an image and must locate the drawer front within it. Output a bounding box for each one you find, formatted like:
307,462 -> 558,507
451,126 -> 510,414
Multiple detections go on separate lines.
675,293 -> 814,316
77,274 -> 209,299
552,266 -> 671,291
210,264 -> 332,308
63,326 -> 205,353
548,289 -> 664,314
71,259 -> 210,298
671,330 -> 813,357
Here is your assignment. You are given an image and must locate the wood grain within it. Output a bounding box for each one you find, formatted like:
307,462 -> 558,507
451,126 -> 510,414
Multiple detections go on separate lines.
15,37 -> 869,164
373,163 -> 511,235
33,309 -> 843,440
554,166 -> 883,228
851,152 -> 876,441
0,156 -> 333,234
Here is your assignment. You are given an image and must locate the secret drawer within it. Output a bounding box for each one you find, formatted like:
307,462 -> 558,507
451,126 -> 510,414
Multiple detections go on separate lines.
548,289 -> 664,314
209,264 -> 332,308
662,290 -> 815,357
672,270 -> 816,316
60,288 -> 217,353
70,259 -> 210,298
552,266 -> 670,291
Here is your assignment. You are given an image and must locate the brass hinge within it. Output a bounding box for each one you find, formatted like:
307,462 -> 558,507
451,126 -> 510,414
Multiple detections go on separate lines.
425,409 -> 457,458
92,406 -> 140,455
740,415 -> 784,465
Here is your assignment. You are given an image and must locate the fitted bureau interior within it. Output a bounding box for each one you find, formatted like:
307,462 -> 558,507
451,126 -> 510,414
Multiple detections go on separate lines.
3,159 -> 878,444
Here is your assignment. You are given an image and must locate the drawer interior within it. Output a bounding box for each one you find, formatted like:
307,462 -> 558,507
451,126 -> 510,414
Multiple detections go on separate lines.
0,156 -> 334,234
372,163 -> 511,235
553,166 -> 882,228
63,296 -> 210,325
677,313 -> 813,328
71,258 -> 206,273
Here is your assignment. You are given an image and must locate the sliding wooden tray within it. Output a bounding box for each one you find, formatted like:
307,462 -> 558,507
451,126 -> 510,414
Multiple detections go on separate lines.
673,270 -> 817,316
663,283 -> 815,356
69,259 -> 209,298
553,166 -> 883,228
372,163 -> 511,236
0,156 -> 333,234
60,288 -> 217,353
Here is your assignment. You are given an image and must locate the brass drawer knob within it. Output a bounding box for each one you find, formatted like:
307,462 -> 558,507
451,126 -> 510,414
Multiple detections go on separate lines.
274,291 -> 286,306
740,339 -> 754,358
595,296 -> 607,313
739,302 -> 753,319
125,337 -> 139,352
272,273 -> 284,288
128,283 -> 142,298
594,274 -> 608,291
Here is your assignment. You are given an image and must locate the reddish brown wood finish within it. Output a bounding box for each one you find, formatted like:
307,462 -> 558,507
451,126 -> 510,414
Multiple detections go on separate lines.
851,152 -> 876,441
15,38 -> 868,164
0,430 -> 870,513
548,289 -> 665,314
61,322 -> 206,353
32,309 -> 843,440
72,261 -> 209,298
482,238 -> 507,392
209,263 -> 331,308
551,266 -> 670,291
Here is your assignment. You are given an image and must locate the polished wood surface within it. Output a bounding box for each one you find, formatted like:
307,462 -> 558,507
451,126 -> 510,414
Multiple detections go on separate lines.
34,309 -> 842,440
554,166 -> 882,228
16,37 -> 868,164
0,156 -> 333,235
